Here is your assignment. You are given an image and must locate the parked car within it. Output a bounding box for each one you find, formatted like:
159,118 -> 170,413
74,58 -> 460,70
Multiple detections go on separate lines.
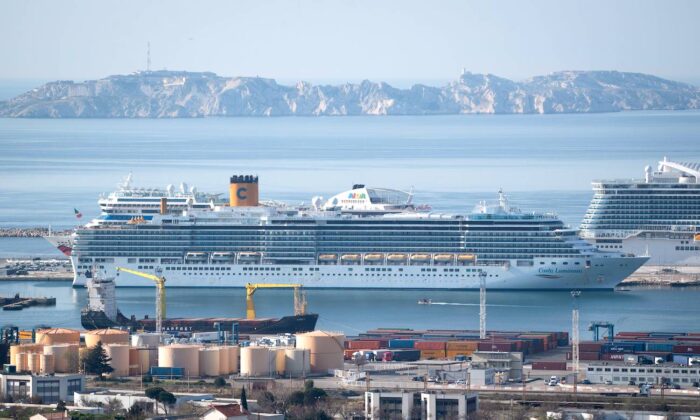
604,380 -> 613,385
581,379 -> 591,385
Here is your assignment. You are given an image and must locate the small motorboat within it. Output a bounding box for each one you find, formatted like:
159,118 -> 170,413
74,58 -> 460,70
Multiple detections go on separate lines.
418,298 -> 432,305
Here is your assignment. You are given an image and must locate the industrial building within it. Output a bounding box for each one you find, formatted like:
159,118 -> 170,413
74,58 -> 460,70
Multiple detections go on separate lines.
0,372 -> 84,403
585,363 -> 700,387
470,351 -> 523,382
365,391 -> 478,420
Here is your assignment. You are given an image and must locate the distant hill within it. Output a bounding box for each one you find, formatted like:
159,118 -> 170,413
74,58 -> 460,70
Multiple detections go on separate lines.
1,70 -> 699,117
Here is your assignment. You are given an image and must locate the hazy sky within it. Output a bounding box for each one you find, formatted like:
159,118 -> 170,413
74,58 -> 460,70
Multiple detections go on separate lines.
2,0 -> 699,84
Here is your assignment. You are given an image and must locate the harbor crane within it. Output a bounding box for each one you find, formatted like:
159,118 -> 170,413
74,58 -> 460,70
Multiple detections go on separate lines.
245,283 -> 306,320
116,267 -> 166,334
589,321 -> 614,343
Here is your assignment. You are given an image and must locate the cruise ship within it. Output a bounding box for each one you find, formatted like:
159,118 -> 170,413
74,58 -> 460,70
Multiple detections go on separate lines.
580,158 -> 700,266
45,174 -> 223,256
59,175 -> 647,290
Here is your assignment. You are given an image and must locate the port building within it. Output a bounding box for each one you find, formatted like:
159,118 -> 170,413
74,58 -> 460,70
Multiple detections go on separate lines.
365,391 -> 478,420
0,372 -> 83,403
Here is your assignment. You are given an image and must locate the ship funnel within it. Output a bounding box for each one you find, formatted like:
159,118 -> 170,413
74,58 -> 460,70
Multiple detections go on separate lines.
160,197 -> 168,215
229,175 -> 260,207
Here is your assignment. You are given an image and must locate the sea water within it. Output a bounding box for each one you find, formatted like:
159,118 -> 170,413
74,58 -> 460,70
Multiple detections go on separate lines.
0,112 -> 699,334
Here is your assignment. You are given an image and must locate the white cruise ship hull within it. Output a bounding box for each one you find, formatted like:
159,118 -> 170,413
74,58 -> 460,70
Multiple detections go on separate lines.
71,255 -> 647,290
621,236 -> 700,266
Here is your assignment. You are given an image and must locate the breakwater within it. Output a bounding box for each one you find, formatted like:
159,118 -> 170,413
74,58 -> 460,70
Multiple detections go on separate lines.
0,227 -> 72,238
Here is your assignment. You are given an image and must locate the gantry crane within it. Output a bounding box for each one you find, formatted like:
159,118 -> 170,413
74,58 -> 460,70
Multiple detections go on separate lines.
245,283 -> 306,319
116,267 -> 166,333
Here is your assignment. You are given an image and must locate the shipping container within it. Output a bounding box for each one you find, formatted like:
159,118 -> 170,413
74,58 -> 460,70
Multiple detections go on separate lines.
392,350 -> 421,362
446,349 -> 474,359
532,361 -> 567,371
645,342 -> 675,353
673,345 -> 700,354
579,352 -> 601,361
446,341 -> 479,351
601,353 -> 625,361
579,342 -> 603,352
420,349 -> 447,360
388,339 -> 415,349
347,340 -> 383,350
415,341 -> 446,351
477,341 -> 517,352
672,354 -> 690,365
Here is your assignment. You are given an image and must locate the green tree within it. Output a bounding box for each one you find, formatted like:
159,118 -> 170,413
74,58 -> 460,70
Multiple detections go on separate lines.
303,387 -> 327,405
157,391 -> 176,414
240,387 -> 248,411
213,377 -> 227,387
145,386 -> 165,414
287,390 -> 305,406
126,402 -> 147,420
81,341 -> 113,379
55,400 -> 67,412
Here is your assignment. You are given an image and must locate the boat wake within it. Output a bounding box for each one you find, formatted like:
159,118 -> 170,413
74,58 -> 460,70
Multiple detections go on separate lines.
423,301 -> 547,308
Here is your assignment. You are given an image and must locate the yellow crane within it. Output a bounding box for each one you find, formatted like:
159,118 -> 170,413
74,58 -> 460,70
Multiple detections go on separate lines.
245,283 -> 306,319
116,266 -> 166,333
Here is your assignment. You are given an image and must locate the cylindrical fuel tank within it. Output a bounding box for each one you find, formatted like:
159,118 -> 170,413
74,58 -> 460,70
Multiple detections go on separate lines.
199,348 -> 221,377
35,328 -> 80,346
85,329 -> 129,348
40,354 -> 55,374
131,333 -> 162,348
159,344 -> 201,377
228,346 -> 240,374
295,330 -> 345,373
275,348 -> 286,375
105,344 -> 130,377
27,353 -> 42,373
44,344 -> 79,373
217,346 -> 230,374
284,348 -> 311,377
240,346 -> 273,377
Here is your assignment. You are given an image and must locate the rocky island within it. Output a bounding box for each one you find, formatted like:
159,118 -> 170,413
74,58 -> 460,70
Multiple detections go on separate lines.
1,70 -> 699,118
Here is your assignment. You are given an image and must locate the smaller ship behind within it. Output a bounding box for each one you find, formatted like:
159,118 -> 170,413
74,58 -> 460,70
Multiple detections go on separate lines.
81,270 -> 318,335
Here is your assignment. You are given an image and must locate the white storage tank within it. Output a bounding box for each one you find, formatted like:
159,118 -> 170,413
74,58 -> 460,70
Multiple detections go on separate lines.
159,344 -> 201,377
284,348 -> 310,377
27,353 -> 42,373
199,348 -> 221,377
85,329 -> 129,348
275,348 -> 286,375
105,344 -> 130,377
131,333 -> 162,348
240,346 -> 274,377
228,346 -> 240,374
40,354 -> 55,374
15,353 -> 28,371
217,346 -> 230,374
295,330 -> 345,373
44,344 -> 79,373
35,328 -> 80,345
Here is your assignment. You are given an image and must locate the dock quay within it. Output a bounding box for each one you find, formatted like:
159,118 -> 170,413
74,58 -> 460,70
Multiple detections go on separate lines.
1,293 -> 56,310
620,265 -> 700,287
0,258 -> 72,282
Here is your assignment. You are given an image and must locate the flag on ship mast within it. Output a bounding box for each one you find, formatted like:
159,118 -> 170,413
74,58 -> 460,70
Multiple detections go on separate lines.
74,208 -> 83,219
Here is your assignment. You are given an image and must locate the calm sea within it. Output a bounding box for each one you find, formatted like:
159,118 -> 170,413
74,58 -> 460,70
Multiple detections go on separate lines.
1,112 -> 699,334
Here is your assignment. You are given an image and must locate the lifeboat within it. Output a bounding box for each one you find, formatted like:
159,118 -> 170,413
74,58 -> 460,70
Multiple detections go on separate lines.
457,254 -> 476,261
127,216 -> 147,225
185,252 -> 207,260
341,254 -> 360,261
410,254 -> 430,262
238,252 -> 261,261
363,253 -> 384,262
212,252 -> 233,259
387,253 -> 408,261
319,254 -> 338,261
433,254 -> 454,263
